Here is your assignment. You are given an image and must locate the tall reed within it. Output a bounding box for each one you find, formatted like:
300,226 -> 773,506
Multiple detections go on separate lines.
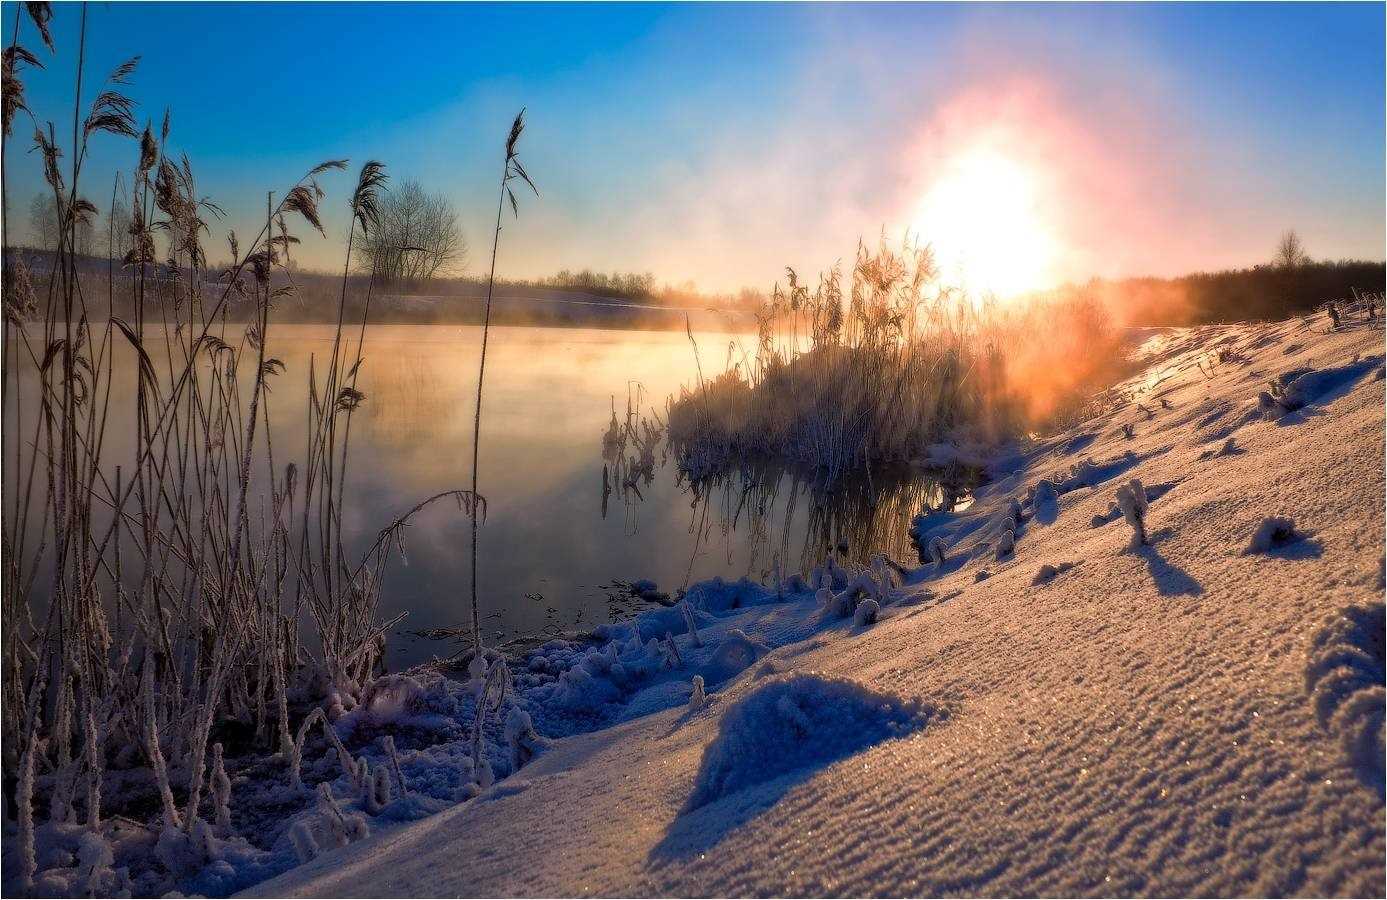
467,109 -> 536,653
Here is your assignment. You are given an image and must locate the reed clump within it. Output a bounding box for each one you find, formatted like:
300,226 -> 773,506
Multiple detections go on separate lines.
666,237 -> 1127,487
1,5 -> 478,876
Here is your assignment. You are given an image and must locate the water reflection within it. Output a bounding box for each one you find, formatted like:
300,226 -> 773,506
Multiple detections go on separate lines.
5,322 -> 972,670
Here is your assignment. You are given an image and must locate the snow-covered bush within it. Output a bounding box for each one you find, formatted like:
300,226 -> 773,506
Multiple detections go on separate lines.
928,536 -> 948,568
1032,562 -> 1075,585
707,629 -> 771,683
853,598 -> 880,627
996,528 -> 1016,559
504,707 -> 550,772
1008,496 -> 1024,523
1115,478 -> 1149,549
1031,479 -> 1058,518
1245,516 -> 1299,553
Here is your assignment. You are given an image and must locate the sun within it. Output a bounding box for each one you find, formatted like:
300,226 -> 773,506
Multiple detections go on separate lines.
911,147 -> 1057,299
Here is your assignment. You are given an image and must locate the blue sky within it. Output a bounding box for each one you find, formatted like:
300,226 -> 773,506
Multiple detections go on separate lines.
5,2 -> 1383,292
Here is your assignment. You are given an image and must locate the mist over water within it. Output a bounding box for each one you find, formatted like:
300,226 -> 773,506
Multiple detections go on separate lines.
5,322 -> 961,669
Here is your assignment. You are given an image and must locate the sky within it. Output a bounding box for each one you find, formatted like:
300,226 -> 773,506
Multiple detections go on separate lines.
4,2 -> 1384,295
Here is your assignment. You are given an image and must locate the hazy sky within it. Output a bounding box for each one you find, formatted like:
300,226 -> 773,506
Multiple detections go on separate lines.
5,2 -> 1383,294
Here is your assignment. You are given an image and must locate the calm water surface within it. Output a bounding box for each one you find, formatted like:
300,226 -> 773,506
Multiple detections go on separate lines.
7,322 -> 955,668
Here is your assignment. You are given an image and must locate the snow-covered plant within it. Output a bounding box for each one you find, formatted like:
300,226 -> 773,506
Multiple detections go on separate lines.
1245,516 -> 1298,554
928,536 -> 948,568
680,599 -> 703,647
1033,478 -> 1057,510
143,663 -> 182,829
659,631 -> 683,669
289,820 -> 320,864
84,708 -> 102,828
504,707 -> 549,772
1121,422 -> 1135,439
77,831 -> 115,896
467,651 -> 489,688
210,742 -> 233,834
190,816 -> 220,864
289,706 -> 360,793
470,658 -> 511,789
1115,478 -> 1149,549
1328,302 -> 1342,329
826,555 -> 851,590
711,628 -> 771,674
49,760 -> 76,825
316,782 -> 369,849
817,587 -> 854,620
1008,497 -> 1024,523
689,675 -> 706,713
382,735 -> 410,799
853,598 -> 880,626
17,725 -> 37,889
997,529 -> 1016,559
360,756 -> 391,815
1160,397 -> 1172,409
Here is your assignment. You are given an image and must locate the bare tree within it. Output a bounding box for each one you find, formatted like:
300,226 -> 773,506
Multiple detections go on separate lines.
28,192 -> 58,249
73,198 -> 97,257
102,197 -> 134,260
355,179 -> 466,284
1274,229 -> 1309,269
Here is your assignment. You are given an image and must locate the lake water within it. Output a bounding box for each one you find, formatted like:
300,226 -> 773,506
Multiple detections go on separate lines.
5,322 -> 957,669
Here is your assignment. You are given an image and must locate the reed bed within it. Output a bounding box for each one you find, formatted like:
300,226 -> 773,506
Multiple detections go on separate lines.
665,237 -> 1127,487
1,6 -> 479,878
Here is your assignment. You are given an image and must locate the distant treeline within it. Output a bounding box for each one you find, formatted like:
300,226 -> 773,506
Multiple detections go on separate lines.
10,247 -> 764,315
1053,260 -> 1386,327
12,247 -> 1382,329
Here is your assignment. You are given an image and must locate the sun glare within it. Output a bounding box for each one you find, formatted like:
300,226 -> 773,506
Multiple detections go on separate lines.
912,147 -> 1057,299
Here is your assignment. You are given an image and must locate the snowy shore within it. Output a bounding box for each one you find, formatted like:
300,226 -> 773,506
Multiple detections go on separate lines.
11,308 -> 1381,898
242,307 -> 1385,898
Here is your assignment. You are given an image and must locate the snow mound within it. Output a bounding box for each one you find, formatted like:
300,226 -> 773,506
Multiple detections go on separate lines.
682,673 -> 937,813
1305,602 -> 1385,792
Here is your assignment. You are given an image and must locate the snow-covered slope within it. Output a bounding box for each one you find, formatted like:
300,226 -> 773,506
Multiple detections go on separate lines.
248,311 -> 1385,898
